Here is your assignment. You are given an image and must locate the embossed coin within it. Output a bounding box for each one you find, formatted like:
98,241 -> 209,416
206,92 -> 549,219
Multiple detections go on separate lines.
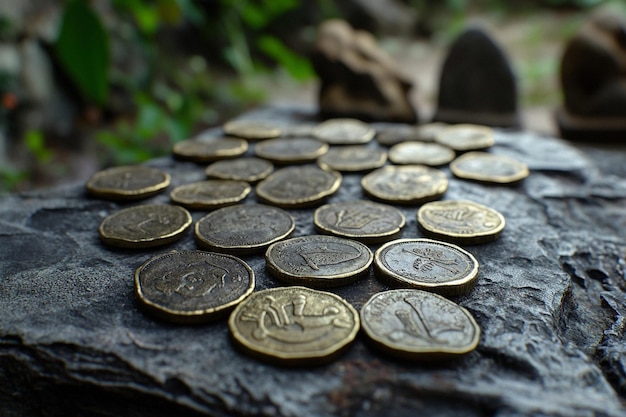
205,157 -> 274,183
229,286 -> 359,365
99,204 -> 192,248
314,200 -> 405,243
361,165 -> 448,205
360,289 -> 480,359
265,235 -> 373,288
170,180 -> 251,210
450,152 -> 529,184
255,137 -> 328,164
256,165 -> 342,208
434,124 -> 494,151
172,137 -> 248,162
135,250 -> 254,323
374,238 -> 478,295
195,204 -> 295,254
312,118 -> 375,145
417,200 -> 505,244
86,165 -> 170,200
388,142 -> 455,166
222,120 -> 281,140
317,145 -> 387,172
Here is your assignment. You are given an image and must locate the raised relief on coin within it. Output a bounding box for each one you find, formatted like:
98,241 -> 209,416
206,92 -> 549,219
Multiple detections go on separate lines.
256,165 -> 342,208
135,250 -> 254,323
417,200 -> 505,244
374,238 -> 478,295
317,145 -> 387,172
254,137 -> 329,164
195,204 -> 295,254
205,157 -> 274,183
450,152 -> 529,184
169,180 -> 251,210
86,165 -> 170,200
265,235 -> 373,287
361,165 -> 448,205
229,286 -> 359,365
172,137 -> 248,162
222,119 -> 281,140
434,124 -> 494,151
312,118 -> 375,145
388,141 -> 455,166
98,204 -> 192,248
314,200 -> 405,243
360,289 -> 480,359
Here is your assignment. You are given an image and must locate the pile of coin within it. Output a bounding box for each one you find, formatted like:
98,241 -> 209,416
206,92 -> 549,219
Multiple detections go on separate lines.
87,117 -> 529,365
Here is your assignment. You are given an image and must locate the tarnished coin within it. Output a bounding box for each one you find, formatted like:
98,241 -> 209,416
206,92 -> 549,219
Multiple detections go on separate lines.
134,250 -> 254,323
361,165 -> 448,205
314,200 -> 405,243
205,157 -> 274,183
416,122 -> 449,142
222,119 -> 281,140
417,200 -> 505,244
256,165 -> 342,208
229,286 -> 359,365
374,238 -> 478,295
434,124 -> 494,151
280,123 -> 315,137
317,145 -> 387,172
265,235 -> 373,288
195,204 -> 295,254
170,180 -> 250,210
172,137 -> 248,162
99,204 -> 192,248
312,118 -> 375,145
388,141 -> 455,166
360,289 -> 480,359
450,152 -> 529,184
86,165 -> 170,200
255,137 -> 328,164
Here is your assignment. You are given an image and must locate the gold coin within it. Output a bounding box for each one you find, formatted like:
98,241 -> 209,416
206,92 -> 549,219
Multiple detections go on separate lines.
256,165 -> 342,208
223,120 -> 281,140
86,165 -> 170,201
228,286 -> 359,365
360,289 -> 480,359
388,141 -> 455,166
374,238 -> 479,296
172,137 -> 248,162
450,152 -> 529,184
205,157 -> 274,183
417,200 -> 505,244
99,204 -> 192,248
317,145 -> 387,172
134,250 -> 254,323
361,165 -> 448,205
312,118 -> 375,145
374,122 -> 447,146
255,137 -> 328,164
434,124 -> 494,151
170,180 -> 251,210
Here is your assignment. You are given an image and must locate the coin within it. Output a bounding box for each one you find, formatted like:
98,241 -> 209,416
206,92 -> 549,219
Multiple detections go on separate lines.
314,200 -> 405,243
134,250 -> 254,323
317,145 -> 387,172
360,289 -> 480,359
450,152 -> 529,184
170,180 -> 251,210
388,142 -> 455,166
86,165 -> 170,200
229,286 -> 359,365
255,137 -> 328,164
195,204 -> 295,254
99,204 -> 192,248
374,238 -> 478,295
205,157 -> 274,183
265,235 -> 373,288
361,165 -> 448,205
416,122 -> 449,142
434,124 -> 494,151
172,137 -> 248,162
312,118 -> 375,145
223,120 -> 281,140
373,124 -> 423,146
417,200 -> 505,244
256,165 -> 342,208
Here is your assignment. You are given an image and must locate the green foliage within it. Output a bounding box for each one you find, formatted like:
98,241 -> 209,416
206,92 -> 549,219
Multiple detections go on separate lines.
257,35 -> 315,80
24,130 -> 53,164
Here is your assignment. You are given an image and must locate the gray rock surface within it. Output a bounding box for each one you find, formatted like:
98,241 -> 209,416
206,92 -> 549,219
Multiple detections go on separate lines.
1,106 -> 625,417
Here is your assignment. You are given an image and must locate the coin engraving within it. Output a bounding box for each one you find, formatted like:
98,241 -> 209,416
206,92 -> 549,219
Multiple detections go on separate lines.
86,165 -> 170,200
170,180 -> 251,209
317,145 -> 387,172
450,152 -> 529,184
361,165 -> 448,204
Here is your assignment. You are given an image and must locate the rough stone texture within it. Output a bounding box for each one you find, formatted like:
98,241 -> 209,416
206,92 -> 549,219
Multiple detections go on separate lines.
1,106 -> 625,417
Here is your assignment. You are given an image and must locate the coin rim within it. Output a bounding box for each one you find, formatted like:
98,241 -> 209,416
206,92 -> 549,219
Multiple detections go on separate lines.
222,120 -> 282,140
434,124 -> 495,151
449,151 -> 530,184
312,118 -> 376,145
361,165 -> 448,204
86,166 -> 171,200
254,137 -> 329,164
169,180 -> 251,209
205,157 -> 274,183
317,145 -> 388,172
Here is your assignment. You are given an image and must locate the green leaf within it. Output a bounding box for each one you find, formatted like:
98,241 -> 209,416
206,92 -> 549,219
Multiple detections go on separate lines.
55,0 -> 110,105
257,35 -> 314,80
